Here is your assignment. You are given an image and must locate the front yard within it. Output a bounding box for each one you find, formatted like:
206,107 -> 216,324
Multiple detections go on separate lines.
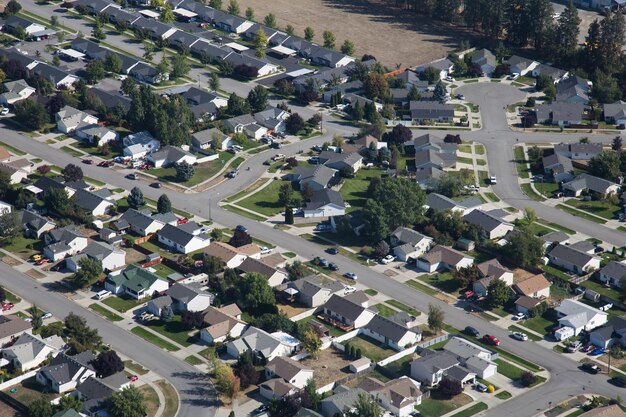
3,236 -> 42,260
235,179 -> 285,217
102,296 -> 146,313
417,392 -> 473,417
150,153 -> 234,187
142,315 -> 196,347
521,311 -> 558,336
564,199 -> 621,220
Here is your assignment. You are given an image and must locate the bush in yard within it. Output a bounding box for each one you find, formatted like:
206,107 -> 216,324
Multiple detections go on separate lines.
356,348 -> 362,359
286,113 -> 305,134
284,207 -> 294,224
521,371 -> 537,387
93,350 -> 124,378
175,161 -> 195,182
439,377 -> 463,398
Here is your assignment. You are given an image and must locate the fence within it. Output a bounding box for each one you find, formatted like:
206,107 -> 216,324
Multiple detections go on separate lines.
0,370 -> 37,391
415,334 -> 453,352
289,308 -> 317,323
331,329 -> 362,347
196,154 -> 219,164
378,345 -> 419,366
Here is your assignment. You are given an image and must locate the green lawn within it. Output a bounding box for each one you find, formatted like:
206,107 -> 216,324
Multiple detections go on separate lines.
151,262 -> 178,278
130,326 -> 180,351
508,325 -> 542,341
222,205 -> 267,221
475,145 -> 485,155
514,146 -> 530,178
150,157 -> 231,187
60,146 -> 84,157
283,252 -> 296,258
417,392 -> 473,417
385,300 -> 421,316
346,335 -> 395,362
236,179 -> 285,217
458,144 -> 472,153
102,296 -> 145,313
185,355 -> 203,365
485,192 -> 500,202
339,168 -> 383,212
521,184 -> 546,201
4,289 -> 21,303
143,316 -> 196,347
365,289 -> 378,296
495,359 -> 525,380
580,278 -> 623,301
495,391 -> 512,400
538,221 -> 575,235
90,303 -> 123,321
564,199 -> 621,220
3,236 -> 42,259
373,303 -> 399,317
406,279 -> 438,296
448,402 -> 488,417
556,204 -> 606,224
417,271 -> 461,294
527,222 -> 552,236
457,156 -> 474,165
522,312 -> 557,336
124,360 -> 149,375
0,141 -> 26,156
542,264 -> 575,281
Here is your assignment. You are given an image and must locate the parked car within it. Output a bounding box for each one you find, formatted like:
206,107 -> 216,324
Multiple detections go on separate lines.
235,225 -> 248,233
483,334 -> 501,346
263,160 -> 272,165
2,303 -> 14,311
271,142 -> 282,149
344,272 -> 358,280
35,258 -> 50,265
474,382 -> 488,392
381,255 -> 396,265
328,262 -> 339,271
464,326 -> 480,337
126,173 -> 137,180
326,247 -> 339,255
566,341 -> 582,353
227,169 -> 239,178
31,254 -> 42,262
42,312 -> 53,319
129,375 -> 139,382
82,159 -> 94,165
580,363 -> 600,374
314,257 -> 329,267
315,224 -> 331,232
151,182 -> 162,188
260,247 -> 272,255
177,217 -> 189,225
611,376 -> 626,387
590,347 -> 606,356
512,332 -> 528,341
456,94 -> 465,100
489,175 -> 497,184
600,303 -> 613,311
0,107 -> 10,115
512,312 -> 527,321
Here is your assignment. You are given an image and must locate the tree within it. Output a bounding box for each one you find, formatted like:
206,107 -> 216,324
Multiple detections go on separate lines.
209,72 -> 220,91
103,53 -> 122,73
301,329 -> 322,358
240,272 -> 276,314
204,255 -> 225,275
175,161 -> 195,182
28,397 -> 53,417
544,83 -> 556,102
253,27 -> 268,57
554,1 -> 581,64
486,278 -> 510,309
4,0 -> 21,16
323,30 -> 336,49
92,23 -> 106,41
226,92 -> 250,116
278,183 -> 294,207
502,228 -> 544,268
285,260 -> 308,281
73,257 -> 103,288
15,99 -> 49,131
160,3 -> 175,22
57,394 -> 83,414
227,0 -> 240,15
453,264 -> 481,288
108,386 -> 148,417
612,136 -> 623,152
347,393 -> 381,417
127,186 -> 145,209
64,312 -> 102,353
171,54 -> 190,79
157,194 -> 171,214
247,85 -> 269,112
62,163 -> 84,182
433,81 -> 447,102
341,39 -> 356,56
591,69 -> 621,103
209,0 -> 222,8
589,150 -> 621,180
93,350 -> 124,378
383,124 -> 412,147
427,303 -> 445,333
121,77 -> 137,95
519,207 -> 538,228
597,12 -> 626,75
363,72 -> 389,100
229,230 -> 253,248
245,7 -> 254,20
0,211 -> 21,245
214,360 -> 240,399
286,113 -> 305,134
44,187 -> 71,215
86,59 -> 106,84
304,26 -> 315,42
234,352 -> 258,388
264,13 -> 277,28
52,55 -> 61,67
181,310 -> 204,330
302,378 -> 321,410
439,377 -> 463,398
520,371 -> 537,387
420,66 -> 440,84
285,24 -> 295,35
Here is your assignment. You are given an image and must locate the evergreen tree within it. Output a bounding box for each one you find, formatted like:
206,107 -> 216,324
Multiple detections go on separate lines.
433,81 -> 447,102
599,12 -> 626,74
127,187 -> 145,209
304,26 -> 315,41
554,1 -> 581,64
175,162 -> 195,182
323,31 -> 336,49
227,0 -> 240,15
341,39 -> 356,56
157,194 -> 171,214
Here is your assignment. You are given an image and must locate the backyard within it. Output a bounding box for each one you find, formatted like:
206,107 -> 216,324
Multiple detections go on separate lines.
417,392 -> 473,417
339,168 -> 382,212
345,335 -> 395,362
300,348 -> 353,387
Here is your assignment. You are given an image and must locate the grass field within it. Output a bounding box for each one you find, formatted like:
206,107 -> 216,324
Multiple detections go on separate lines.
564,199 -> 621,220
150,156 -> 231,187
494,359 -> 525,380
131,326 -> 180,351
236,179 -> 285,217
142,316 -> 196,347
340,168 -> 383,212
102,296 -> 145,313
185,355 -> 203,365
448,402 -> 488,417
385,299 -> 421,316
124,360 -> 149,375
373,303 -> 399,317
406,279 -> 438,296
520,184 -> 546,201
556,204 -> 606,224
514,146 -> 530,179
90,303 -> 123,321
347,335 -> 395,362
495,391 -> 512,400
157,380 -> 179,417
520,313 -> 557,336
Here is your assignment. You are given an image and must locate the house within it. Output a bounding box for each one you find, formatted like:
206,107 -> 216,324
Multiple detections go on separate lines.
603,101 -> 626,126
21,209 -> 56,238
505,55 -> 538,76
1,333 -> 64,371
410,101 -> 455,123
192,128 -> 230,151
129,61 -> 169,84
303,189 -> 346,218
199,304 -> 247,344
165,283 -> 213,312
76,125 -> 118,147
389,227 -> 433,262
531,64 -> 568,81
395,71 -> 429,90
225,326 -> 300,361
287,165 -> 337,192
87,88 -> 132,113
265,356 -> 313,389
104,265 -> 169,300
259,378 -> 297,401
410,350 -> 475,387
0,161 -> 28,185
535,102 -> 585,126
554,142 -> 602,160
43,225 -> 89,261
472,259 -> 514,296
66,241 -> 126,272
515,296 -> 543,315
36,351 -> 96,393
562,174 -> 620,197
288,276 -> 345,308
180,87 -> 227,121
321,388 -> 369,417
214,13 -> 253,33
463,209 -> 514,240
548,244 -> 601,275
556,75 -> 591,103
0,200 -> 10,214
157,223 -> 211,254
540,231 -> 570,248
442,336 -> 497,379
511,273 -> 551,299
362,314 -> 422,350
72,188 -> 115,216
55,106 -> 99,134
319,151 -> 363,173
3,16 -> 47,38
416,246 -> 474,273
122,131 -> 160,159
425,193 -> 482,215
577,405 -> 626,417
471,49 -> 496,75
414,58 -> 454,80
0,79 -> 36,106
542,153 -> 574,183
322,294 -> 375,329
223,52 -> 278,77
118,208 -> 165,236
76,373 -> 130,417
254,107 -> 290,133
223,114 -> 256,133
237,256 -> 288,287
204,241 -> 248,268
555,299 -> 608,336
0,315 -> 32,347
599,261 -> 626,287
590,316 -> 626,348
190,40 -> 231,63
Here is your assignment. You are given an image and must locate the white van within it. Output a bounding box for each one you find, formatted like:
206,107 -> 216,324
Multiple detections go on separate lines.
95,290 -> 112,300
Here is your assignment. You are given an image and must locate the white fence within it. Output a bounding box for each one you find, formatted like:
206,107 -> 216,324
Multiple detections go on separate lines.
196,154 -> 219,164
0,370 -> 37,391
289,308 -> 317,322
378,345 -> 420,366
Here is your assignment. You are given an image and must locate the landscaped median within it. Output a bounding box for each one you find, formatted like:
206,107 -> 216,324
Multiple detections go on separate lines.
130,326 -> 180,352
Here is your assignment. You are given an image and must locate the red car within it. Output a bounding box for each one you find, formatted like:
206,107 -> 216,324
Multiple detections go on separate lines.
35,258 -> 50,266
82,159 -> 94,165
177,217 -> 189,225
483,335 -> 501,346
129,375 -> 139,382
1,303 -> 14,311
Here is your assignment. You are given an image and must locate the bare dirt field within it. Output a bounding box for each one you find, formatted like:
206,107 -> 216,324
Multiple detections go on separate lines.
0,401 -> 21,417
300,348 -> 353,386
236,0 -> 472,67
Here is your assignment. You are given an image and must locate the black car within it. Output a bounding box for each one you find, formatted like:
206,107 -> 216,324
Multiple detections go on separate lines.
235,225 -> 248,233
326,247 -> 339,255
580,363 -> 600,374
328,262 -> 339,271
611,376 -> 626,387
464,326 -> 480,337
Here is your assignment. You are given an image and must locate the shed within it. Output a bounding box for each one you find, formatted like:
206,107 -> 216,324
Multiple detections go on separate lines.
349,357 -> 372,373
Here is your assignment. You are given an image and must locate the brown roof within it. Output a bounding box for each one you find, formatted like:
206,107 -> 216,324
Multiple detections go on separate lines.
238,243 -> 261,256
238,257 -> 280,277
202,306 -> 244,339
371,377 -> 422,408
219,303 -> 242,318
6,159 -> 30,170
260,378 -> 295,397
204,241 -> 241,262
513,274 -> 551,296
580,405 -> 626,417
344,290 -> 369,306
265,357 -> 312,381
0,315 -> 32,340
515,296 -> 541,310
0,147 -> 11,161
260,252 -> 286,268
419,246 -> 470,266
477,258 -> 510,279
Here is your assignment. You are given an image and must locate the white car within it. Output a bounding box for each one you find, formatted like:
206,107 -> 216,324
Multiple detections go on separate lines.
260,246 -> 272,255
444,76 -> 455,82
344,272 -> 358,280
381,255 -> 396,265
489,175 -> 497,184
344,286 -> 356,295
512,332 -> 528,341
512,312 -> 527,321
42,312 -> 53,320
0,107 -> 9,115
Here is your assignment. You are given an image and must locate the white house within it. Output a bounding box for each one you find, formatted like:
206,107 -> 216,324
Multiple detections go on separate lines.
225,326 -> 300,361
599,261 -> 626,287
191,128 -> 231,151
264,356 -> 313,389
43,226 -> 89,261
55,106 -> 99,134
442,337 -> 497,379
0,79 -> 36,105
322,294 -> 376,329
463,210 -> 514,240
0,200 -> 11,214
390,227 -> 433,262
122,131 -> 160,159
118,208 -> 165,236
199,304 -> 247,344
204,241 -> 248,269
104,265 -> 169,300
0,162 -> 28,185
165,282 -> 213,312
157,223 -> 211,254
512,274 -> 551,299
548,244 -> 601,275
2,333 -> 64,372
555,299 -> 608,336
76,125 -> 119,147
147,145 -> 197,168
66,241 -> 126,272
303,188 -> 346,218
362,314 -> 422,351
36,351 -> 96,393
416,246 -> 474,273
72,188 -> 115,217
370,377 -> 423,417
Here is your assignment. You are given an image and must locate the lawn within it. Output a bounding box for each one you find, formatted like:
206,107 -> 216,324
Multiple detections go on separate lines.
60,146 -> 84,157
139,383 -> 160,417
538,221 -> 575,235
124,360 -> 149,375
556,204 -> 606,224
346,335 -> 395,362
130,326 -> 180,351
3,236 -> 42,259
4,289 -> 21,303
527,222 -> 552,237
521,312 -> 557,336
534,181 -> 560,198
458,144 -> 472,153
514,146 -> 530,179
0,141 -> 26,156
151,154 -> 233,186
417,271 -> 460,295
580,279 -> 623,301
475,145 -> 485,155
90,303 -> 123,321
485,192 -> 500,202
339,168 -> 383,212
457,156 -> 474,165
542,264 -> 575,281
142,315 -> 196,347
102,296 -> 145,313
564,199 -> 621,220
151,262 -> 178,278
373,303 -> 399,317
495,391 -> 512,400
494,359 -> 525,380
222,205 -> 267,221
406,279 -> 438,296
417,392 -> 473,417
521,184 -> 546,201
236,179 -> 285,217
385,300 -> 421,316
365,289 -> 378,296
448,402 -> 488,417
185,355 -> 203,365
2,376 -> 53,407
157,380 -> 179,417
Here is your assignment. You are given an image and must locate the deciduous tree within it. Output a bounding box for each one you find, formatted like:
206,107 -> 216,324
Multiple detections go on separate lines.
127,186 -> 145,209
427,303 -> 445,333
486,278 -> 510,308
304,26 -> 315,41
108,386 -> 148,417
62,163 -> 84,182
73,257 -> 103,288
93,350 -> 125,378
323,30 -> 336,49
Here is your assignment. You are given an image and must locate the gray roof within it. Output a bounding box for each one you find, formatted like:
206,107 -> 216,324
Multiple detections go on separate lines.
192,127 -> 225,146
291,276 -> 345,296
365,314 -> 421,343
120,208 -> 161,230
506,55 -> 535,71
304,189 -> 345,210
603,101 -> 626,121
227,326 -> 283,357
443,336 -> 491,360
323,294 -> 370,322
150,294 -> 173,309
265,356 -> 311,381
391,227 -> 429,246
409,101 -> 454,119
152,211 -> 179,224
22,209 -> 54,232
548,244 -> 598,268
540,231 -> 570,244
40,351 -> 95,385
534,64 -> 567,79
48,225 -> 84,245
158,223 -> 205,247
563,174 -> 619,194
554,142 -> 603,156
471,49 -> 496,68
463,209 -> 512,232
321,388 -> 369,413
536,102 -> 585,123
415,149 -> 457,169
415,58 -> 453,72
293,165 -> 336,188
600,261 -> 626,281
570,240 -> 596,253
167,282 -> 204,303
411,350 -> 459,373
72,188 -> 112,212
76,376 -> 114,414
542,153 -> 573,175
445,365 -> 475,381
83,241 -> 118,260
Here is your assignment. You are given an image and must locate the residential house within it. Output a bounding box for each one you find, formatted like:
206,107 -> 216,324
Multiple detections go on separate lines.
157,223 -> 211,254
471,49 -> 496,75
548,244 -> 601,275
416,246 -> 474,273
414,58 -> 454,80
118,208 -> 165,236
287,165 -> 337,192
363,377 -> 423,417
463,209 -> 514,240
74,0 -> 117,14
237,256 -> 288,287
505,55 -> 538,76
555,299 -> 608,336
21,209 -> 56,238
0,200 -> 10,214
562,174 -> 620,197
442,336 -> 497,379
542,153 -> 574,183
599,261 -> 626,287
36,351 -> 96,393
199,304 -> 247,344
318,151 -> 363,173
223,52 -> 278,78
362,314 -> 422,350
472,259 -> 514,297
288,276 -> 346,308
3,16 -> 48,38
190,40 -> 231,64
410,101 -> 455,123
0,315 -> 32,347
0,79 -> 36,106
87,88 -> 132,113
2,333 -> 64,371
192,128 -> 230,151
512,273 -> 551,299
43,225 -> 89,261
180,87 -> 227,121
590,316 -> 626,348
204,241 -> 248,268
321,388 -> 369,417
303,189 -> 346,218
389,226 -> 433,262
264,356 -> 313,389
603,101 -> 626,126
122,131 -> 160,159
259,378 -> 297,401
76,372 -> 130,417
540,231 -> 570,248
66,241 -> 126,272
535,102 -> 585,126
410,350 -> 475,387
425,193 -> 482,215
104,265 -> 169,300
577,405 -> 626,417
0,147 -> 11,162
165,282 -> 213,312
310,47 -> 355,68
322,294 -> 375,329
0,161 -> 28,185
72,188 -> 115,216
225,326 -> 300,361
554,142 -> 602,160
254,107 -> 290,133
55,106 -> 98,134
129,61 -> 169,85
556,75 -> 591,103
76,125 -> 118,147
515,296 -> 543,315
214,14 -> 253,33
148,145 -> 197,169
531,64 -> 568,81
222,114 -> 256,134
